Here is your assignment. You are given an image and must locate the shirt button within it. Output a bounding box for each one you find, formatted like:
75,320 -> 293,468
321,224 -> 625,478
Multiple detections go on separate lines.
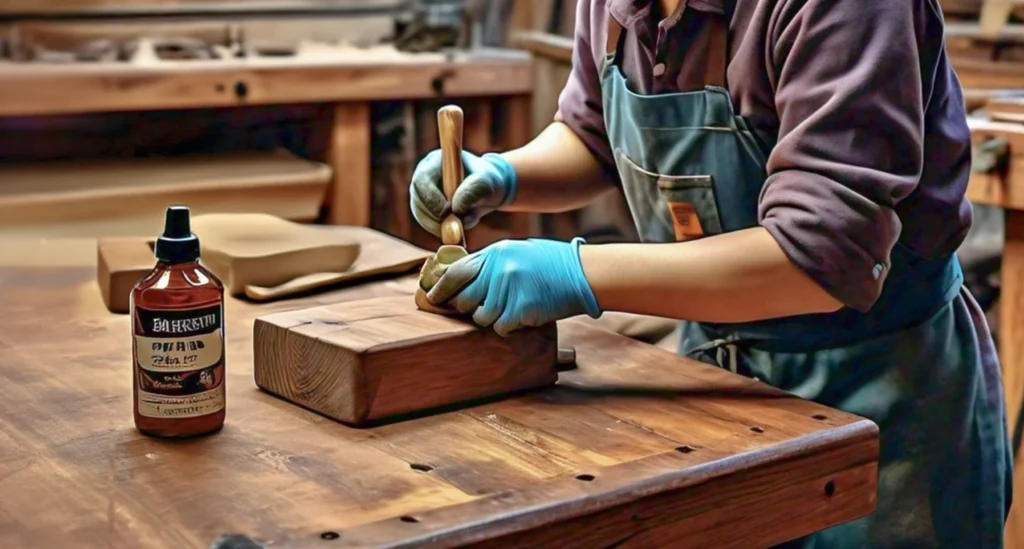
653,63 -> 666,77
872,263 -> 885,280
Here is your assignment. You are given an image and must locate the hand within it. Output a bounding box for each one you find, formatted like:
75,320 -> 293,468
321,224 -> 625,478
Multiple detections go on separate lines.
409,150 -> 518,237
425,237 -> 602,336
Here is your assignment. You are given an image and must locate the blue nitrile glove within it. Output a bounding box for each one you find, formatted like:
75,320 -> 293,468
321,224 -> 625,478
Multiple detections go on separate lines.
424,237 -> 602,336
409,150 -> 518,237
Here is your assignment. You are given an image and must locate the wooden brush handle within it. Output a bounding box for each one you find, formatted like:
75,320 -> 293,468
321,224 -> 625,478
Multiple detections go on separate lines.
437,105 -> 466,247
438,105 -> 464,202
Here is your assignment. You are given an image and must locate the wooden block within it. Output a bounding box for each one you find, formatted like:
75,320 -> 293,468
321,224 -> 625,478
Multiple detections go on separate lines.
96,237 -> 153,313
253,295 -> 558,425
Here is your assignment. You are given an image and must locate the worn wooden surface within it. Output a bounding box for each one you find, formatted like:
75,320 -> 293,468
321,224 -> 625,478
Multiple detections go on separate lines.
967,114 -> 1024,549
0,149 -> 331,237
94,227 -> 432,307
0,0 -> 398,15
0,48 -> 533,118
254,296 -> 559,426
96,237 -> 154,313
0,238 -> 878,548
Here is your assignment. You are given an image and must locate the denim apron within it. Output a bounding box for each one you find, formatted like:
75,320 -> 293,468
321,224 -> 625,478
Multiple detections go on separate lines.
600,12 -> 1011,548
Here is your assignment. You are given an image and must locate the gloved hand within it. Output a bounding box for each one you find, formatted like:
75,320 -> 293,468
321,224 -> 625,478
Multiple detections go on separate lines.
409,150 -> 518,237
424,237 -> 602,336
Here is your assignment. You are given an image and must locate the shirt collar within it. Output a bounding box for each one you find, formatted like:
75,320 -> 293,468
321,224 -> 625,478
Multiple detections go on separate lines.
607,0 -> 725,26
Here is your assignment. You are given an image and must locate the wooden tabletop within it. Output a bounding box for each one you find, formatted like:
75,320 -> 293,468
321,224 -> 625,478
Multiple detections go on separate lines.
0,239 -> 879,549
0,47 -> 533,117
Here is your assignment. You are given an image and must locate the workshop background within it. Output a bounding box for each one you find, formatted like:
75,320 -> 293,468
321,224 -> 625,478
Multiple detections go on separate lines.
1,0 -> 1023,545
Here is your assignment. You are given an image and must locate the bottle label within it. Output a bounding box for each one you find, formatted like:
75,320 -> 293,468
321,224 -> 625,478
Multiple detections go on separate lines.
134,304 -> 225,419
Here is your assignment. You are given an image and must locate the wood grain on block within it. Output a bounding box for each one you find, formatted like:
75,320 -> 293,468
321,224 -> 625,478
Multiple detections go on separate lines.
96,237 -> 154,313
253,295 -> 558,425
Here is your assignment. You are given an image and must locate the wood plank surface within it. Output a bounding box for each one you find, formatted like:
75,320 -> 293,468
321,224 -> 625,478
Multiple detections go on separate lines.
0,239 -> 879,549
0,149 -> 331,234
254,296 -> 559,425
0,48 -> 533,117
0,0 -> 398,16
952,57 -> 1024,90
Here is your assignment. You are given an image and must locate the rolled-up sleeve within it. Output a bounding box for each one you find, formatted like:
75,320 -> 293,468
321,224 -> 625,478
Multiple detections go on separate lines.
758,0 -> 926,312
553,0 -> 617,177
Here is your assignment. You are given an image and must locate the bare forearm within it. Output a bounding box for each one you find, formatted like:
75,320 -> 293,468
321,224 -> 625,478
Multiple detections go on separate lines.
579,227 -> 844,323
498,122 -> 616,213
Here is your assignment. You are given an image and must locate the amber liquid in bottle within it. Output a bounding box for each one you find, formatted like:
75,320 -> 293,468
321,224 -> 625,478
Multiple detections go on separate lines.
131,206 -> 226,438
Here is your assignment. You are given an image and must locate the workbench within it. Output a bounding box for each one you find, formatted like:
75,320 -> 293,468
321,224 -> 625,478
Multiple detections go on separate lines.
967,104 -> 1024,549
0,46 -> 534,231
0,238 -> 879,548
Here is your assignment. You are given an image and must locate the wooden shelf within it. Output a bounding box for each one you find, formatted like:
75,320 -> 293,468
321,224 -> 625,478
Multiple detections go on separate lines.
0,149 -> 331,237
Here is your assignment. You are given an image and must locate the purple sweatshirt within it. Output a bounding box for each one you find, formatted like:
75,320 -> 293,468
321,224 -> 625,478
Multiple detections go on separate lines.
555,0 -> 973,312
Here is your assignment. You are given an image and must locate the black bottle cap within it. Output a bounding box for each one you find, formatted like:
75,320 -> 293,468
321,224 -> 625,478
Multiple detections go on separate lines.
154,205 -> 201,264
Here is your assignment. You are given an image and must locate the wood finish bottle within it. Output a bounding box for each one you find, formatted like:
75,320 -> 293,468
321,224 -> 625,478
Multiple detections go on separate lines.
131,205 -> 226,437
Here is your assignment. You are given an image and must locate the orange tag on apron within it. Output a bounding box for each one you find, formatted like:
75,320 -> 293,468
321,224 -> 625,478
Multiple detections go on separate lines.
667,201 -> 704,241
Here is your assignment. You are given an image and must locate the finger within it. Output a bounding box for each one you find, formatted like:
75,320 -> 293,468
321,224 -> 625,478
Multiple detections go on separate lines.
450,276 -> 487,314
411,150 -> 449,212
410,180 -> 448,217
451,173 -> 495,216
410,195 -> 442,237
492,312 -> 520,337
518,304 -> 540,328
473,298 -> 503,328
427,253 -> 484,305
471,262 -> 511,328
460,210 -> 482,231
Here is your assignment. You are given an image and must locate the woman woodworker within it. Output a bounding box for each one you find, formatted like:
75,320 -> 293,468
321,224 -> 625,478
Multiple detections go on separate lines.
411,1 -> 1012,545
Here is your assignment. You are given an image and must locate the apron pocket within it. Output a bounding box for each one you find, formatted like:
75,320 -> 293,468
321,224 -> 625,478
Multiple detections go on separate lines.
614,149 -> 725,242
656,176 -> 724,241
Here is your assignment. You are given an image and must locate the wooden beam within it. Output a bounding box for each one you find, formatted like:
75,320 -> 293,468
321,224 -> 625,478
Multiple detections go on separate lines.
967,118 -> 1024,209
510,30 -> 574,64
0,0 -> 399,17
951,57 -> 1024,90
0,49 -> 533,117
324,102 -> 371,226
980,0 -> 1024,38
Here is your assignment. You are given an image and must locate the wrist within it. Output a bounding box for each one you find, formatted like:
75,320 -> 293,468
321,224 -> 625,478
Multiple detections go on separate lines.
568,237 -> 602,318
485,152 -> 519,206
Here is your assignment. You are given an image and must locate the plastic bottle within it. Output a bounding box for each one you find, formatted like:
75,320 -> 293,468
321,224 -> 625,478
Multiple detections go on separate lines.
131,205 -> 226,437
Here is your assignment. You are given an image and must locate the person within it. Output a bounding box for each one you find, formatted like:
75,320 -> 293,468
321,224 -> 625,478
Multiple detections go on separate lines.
409,1 -> 1012,546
